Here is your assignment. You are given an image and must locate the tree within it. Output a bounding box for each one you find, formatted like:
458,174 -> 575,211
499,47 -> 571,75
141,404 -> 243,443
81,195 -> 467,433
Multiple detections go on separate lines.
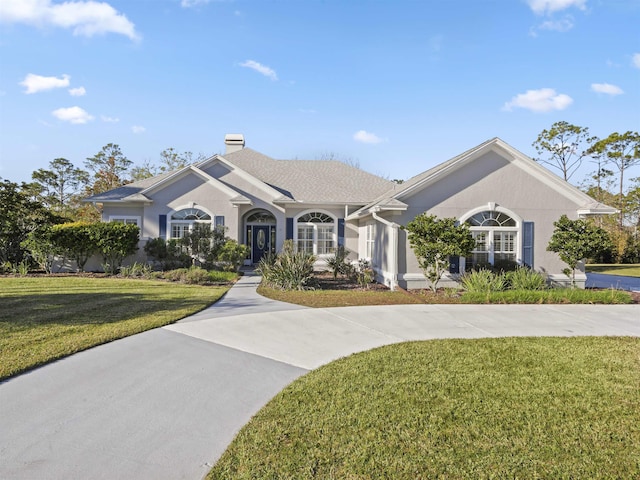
90,222 -> 139,274
403,214 -> 476,292
588,131 -> 640,227
84,143 -> 133,195
129,158 -> 158,181
532,121 -> 591,181
0,178 -> 62,265
159,147 -> 192,173
50,222 -> 97,272
547,215 -> 611,286
31,158 -> 88,215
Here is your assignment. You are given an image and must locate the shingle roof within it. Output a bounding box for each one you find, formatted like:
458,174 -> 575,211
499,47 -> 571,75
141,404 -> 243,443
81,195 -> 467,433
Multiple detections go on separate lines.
83,170 -> 175,202
223,148 -> 395,203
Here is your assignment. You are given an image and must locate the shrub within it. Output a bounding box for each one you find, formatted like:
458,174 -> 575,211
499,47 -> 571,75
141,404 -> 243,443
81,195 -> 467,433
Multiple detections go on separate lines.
325,246 -> 353,279
90,222 -> 139,274
352,259 -> 375,289
217,240 -> 249,271
258,240 -> 315,291
50,222 -> 97,272
119,262 -> 153,278
461,269 -> 506,293
184,266 -> 210,284
144,237 -> 191,270
505,267 -> 547,290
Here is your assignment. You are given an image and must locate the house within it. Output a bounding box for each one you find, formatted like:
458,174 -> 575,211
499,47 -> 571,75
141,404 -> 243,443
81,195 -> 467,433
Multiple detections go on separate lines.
86,134 -> 615,288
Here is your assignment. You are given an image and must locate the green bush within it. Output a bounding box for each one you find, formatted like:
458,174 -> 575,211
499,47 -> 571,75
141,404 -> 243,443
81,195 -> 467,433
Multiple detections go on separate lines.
325,246 -> 353,279
352,258 -> 375,289
144,237 -> 191,270
505,267 -> 547,290
461,269 -> 507,293
90,222 -> 139,274
184,267 -> 210,284
258,240 -> 315,291
217,240 -> 249,271
119,262 -> 153,278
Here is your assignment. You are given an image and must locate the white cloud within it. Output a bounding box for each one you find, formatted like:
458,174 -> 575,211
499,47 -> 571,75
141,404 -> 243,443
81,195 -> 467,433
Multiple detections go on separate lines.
131,125 -> 146,134
591,83 -> 624,95
503,88 -> 573,113
0,0 -> 139,40
239,60 -> 278,81
20,73 -> 70,94
101,115 -> 119,122
536,16 -> 574,32
632,53 -> 640,69
52,106 -> 94,124
68,86 -> 86,96
181,0 -> 212,7
527,0 -> 587,15
353,130 -> 384,144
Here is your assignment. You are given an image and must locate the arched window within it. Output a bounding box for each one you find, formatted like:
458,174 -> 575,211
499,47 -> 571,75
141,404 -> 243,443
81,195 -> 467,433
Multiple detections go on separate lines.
462,208 -> 520,269
169,208 -> 212,239
296,211 -> 336,255
246,210 -> 276,224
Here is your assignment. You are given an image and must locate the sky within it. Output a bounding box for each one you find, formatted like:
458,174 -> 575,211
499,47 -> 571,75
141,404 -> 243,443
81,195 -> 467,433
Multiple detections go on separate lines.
1,0 -> 639,187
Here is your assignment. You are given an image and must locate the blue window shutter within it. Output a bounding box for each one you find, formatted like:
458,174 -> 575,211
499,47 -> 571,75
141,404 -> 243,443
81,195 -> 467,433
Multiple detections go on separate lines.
523,221 -> 534,267
159,215 -> 167,239
338,218 -> 345,246
286,218 -> 294,240
449,256 -> 460,274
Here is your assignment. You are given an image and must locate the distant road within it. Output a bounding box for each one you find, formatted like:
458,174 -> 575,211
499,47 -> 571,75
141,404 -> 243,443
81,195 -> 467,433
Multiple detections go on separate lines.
586,272 -> 640,292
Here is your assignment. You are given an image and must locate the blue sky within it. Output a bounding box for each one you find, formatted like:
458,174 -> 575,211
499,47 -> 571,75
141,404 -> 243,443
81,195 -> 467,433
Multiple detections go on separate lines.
1,0 -> 639,186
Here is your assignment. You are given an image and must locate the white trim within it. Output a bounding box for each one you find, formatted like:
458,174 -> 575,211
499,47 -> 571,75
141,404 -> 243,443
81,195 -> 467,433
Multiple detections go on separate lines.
459,204 -> 523,271
167,205 -> 214,239
293,209 -> 337,256
108,215 -> 141,226
198,154 -> 287,210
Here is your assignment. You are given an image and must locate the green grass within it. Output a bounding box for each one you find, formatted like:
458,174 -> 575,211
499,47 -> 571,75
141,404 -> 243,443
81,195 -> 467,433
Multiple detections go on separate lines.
460,288 -> 632,304
0,276 -> 230,380
209,337 -> 640,479
587,264 -> 640,277
259,284 -> 632,307
257,285 -> 425,307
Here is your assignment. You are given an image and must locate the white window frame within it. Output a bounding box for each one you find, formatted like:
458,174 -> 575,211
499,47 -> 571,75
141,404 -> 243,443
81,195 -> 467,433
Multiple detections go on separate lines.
293,210 -> 337,256
167,207 -> 213,240
459,205 -> 522,272
365,221 -> 376,259
108,215 -> 141,226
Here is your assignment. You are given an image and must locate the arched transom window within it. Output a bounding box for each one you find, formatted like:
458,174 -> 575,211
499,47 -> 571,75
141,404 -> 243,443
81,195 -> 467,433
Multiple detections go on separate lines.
170,208 -> 212,239
246,210 -> 276,224
464,209 -> 519,269
296,211 -> 335,255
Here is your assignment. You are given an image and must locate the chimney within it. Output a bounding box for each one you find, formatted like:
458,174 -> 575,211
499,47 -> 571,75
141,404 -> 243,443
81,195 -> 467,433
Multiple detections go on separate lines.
224,133 -> 245,154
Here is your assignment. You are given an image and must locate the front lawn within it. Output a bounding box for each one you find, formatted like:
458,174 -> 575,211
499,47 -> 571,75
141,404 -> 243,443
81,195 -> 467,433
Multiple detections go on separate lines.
0,276 -> 230,380
587,264 -> 640,277
209,337 -> 640,479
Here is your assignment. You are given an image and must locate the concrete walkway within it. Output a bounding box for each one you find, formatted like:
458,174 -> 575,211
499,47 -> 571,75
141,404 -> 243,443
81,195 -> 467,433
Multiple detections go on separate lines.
1,272 -> 638,480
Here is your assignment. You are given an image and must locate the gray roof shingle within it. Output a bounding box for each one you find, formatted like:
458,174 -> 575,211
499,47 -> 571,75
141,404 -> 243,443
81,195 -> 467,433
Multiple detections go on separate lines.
223,148 -> 394,203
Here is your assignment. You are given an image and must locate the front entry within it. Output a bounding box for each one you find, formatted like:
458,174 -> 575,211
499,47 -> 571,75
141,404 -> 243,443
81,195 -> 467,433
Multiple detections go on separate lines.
252,225 -> 270,263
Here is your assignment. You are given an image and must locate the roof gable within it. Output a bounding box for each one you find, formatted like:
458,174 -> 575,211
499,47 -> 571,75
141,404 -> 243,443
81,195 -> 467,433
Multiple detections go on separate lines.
349,137 -> 615,218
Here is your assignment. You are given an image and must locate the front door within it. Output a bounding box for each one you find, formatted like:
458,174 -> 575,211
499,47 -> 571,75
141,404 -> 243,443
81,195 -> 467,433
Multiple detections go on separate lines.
252,226 -> 270,263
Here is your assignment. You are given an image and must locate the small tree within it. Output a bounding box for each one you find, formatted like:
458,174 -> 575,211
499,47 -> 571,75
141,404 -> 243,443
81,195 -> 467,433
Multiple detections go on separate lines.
50,222 -> 97,272
403,214 -> 476,292
91,222 -> 139,274
547,215 -> 611,286
532,121 -> 591,181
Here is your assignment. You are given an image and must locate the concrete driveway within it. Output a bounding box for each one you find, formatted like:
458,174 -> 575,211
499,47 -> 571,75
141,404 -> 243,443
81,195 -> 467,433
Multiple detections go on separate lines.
1,272 -> 638,480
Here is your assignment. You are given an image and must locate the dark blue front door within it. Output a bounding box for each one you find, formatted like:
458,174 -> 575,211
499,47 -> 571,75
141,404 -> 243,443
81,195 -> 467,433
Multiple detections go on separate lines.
252,226 -> 270,263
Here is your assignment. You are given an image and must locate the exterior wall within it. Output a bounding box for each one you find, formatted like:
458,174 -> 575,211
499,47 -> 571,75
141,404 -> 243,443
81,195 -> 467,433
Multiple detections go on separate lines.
394,151 -> 585,289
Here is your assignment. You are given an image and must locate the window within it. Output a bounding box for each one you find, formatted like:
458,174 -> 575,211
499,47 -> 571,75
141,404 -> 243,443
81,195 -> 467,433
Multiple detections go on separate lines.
365,222 -> 375,258
109,216 -> 140,226
169,208 -> 212,239
464,209 -> 519,269
295,211 -> 336,255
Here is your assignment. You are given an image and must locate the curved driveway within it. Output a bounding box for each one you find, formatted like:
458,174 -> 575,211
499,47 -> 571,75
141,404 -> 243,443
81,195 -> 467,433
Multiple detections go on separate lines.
1,272 -> 638,480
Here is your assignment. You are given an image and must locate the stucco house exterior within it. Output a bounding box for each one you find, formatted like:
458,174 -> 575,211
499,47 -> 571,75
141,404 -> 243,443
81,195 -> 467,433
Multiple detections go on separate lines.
85,134 -> 615,288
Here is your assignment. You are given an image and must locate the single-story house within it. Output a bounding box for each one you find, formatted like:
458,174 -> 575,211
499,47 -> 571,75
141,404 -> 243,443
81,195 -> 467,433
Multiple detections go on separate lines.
85,134 -> 616,288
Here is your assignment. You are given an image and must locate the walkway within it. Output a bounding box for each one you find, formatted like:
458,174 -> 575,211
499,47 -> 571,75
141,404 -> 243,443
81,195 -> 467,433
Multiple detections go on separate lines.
1,272 -> 638,480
